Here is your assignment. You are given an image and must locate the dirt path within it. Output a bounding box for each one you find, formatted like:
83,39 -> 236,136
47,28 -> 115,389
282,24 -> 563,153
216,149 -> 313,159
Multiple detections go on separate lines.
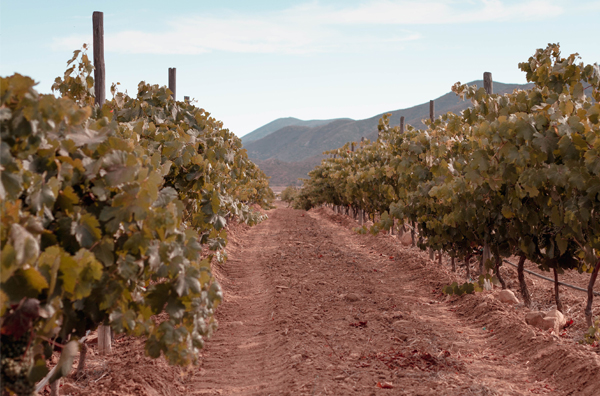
51,203 -> 599,396
188,203 -> 600,395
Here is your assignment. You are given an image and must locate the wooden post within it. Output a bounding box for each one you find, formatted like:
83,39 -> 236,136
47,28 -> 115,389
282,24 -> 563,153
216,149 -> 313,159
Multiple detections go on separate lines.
184,95 -> 190,103
429,100 -> 434,122
585,260 -> 600,326
169,67 -> 176,100
400,116 -> 405,133
484,72 -> 493,95
351,142 -> 355,152
428,100 -> 435,260
93,11 -> 111,356
92,12 -> 105,107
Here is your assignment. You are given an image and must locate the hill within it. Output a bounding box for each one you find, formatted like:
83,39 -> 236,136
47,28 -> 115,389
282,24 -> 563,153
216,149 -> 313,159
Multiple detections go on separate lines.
244,81 -> 534,163
252,156 -> 321,187
241,117 -> 350,144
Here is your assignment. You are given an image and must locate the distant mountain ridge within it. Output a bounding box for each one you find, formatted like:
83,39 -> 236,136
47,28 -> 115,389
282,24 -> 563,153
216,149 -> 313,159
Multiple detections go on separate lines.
241,117 -> 351,144
251,157 -> 320,187
247,80 -> 599,185
244,80 -> 534,163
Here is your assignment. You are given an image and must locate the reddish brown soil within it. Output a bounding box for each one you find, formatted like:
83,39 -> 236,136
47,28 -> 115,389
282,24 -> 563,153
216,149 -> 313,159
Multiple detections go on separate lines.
42,202 -> 600,395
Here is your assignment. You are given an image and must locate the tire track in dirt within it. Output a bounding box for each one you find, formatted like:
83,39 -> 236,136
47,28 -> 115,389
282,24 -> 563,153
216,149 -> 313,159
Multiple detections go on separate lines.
189,203 -> 599,395
190,214 -> 291,395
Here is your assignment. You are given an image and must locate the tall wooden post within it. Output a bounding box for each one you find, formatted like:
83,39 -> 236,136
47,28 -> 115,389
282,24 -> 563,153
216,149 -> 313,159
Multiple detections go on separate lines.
94,11 -> 111,356
397,117 -> 404,235
93,12 -> 105,107
429,100 -> 434,122
428,100 -> 435,260
168,68 -> 176,100
484,72 -> 493,95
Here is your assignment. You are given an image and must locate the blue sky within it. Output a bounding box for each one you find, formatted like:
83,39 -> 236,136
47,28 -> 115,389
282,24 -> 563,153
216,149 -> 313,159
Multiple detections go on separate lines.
1,1 -> 599,137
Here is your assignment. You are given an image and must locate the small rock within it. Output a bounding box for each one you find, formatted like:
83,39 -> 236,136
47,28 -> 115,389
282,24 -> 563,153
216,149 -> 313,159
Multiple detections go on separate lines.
345,293 -> 360,302
496,290 -> 519,304
334,374 -> 346,381
525,310 -> 566,332
544,309 -> 566,328
525,311 -> 545,327
349,352 -> 361,360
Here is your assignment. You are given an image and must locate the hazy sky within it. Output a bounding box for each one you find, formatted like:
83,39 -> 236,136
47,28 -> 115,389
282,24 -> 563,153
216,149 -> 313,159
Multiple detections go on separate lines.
1,1 -> 599,137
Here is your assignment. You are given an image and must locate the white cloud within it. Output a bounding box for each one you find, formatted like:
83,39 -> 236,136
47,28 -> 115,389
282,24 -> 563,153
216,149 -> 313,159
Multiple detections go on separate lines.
51,0 -> 563,55
326,0 -> 563,25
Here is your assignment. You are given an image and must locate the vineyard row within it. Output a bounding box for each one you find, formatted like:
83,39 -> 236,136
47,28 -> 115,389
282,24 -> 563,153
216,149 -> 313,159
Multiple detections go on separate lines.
291,44 -> 600,337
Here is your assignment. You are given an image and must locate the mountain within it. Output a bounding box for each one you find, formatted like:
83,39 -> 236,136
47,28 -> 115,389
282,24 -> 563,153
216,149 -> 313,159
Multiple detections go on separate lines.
241,117 -> 351,144
244,81 -> 534,163
248,80 -> 594,186
251,156 -> 321,187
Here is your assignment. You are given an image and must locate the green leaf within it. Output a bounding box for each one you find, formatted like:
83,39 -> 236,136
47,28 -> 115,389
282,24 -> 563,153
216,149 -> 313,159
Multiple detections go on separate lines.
555,235 -> 568,256
211,191 -> 220,214
58,252 -> 81,296
214,215 -> 227,231
91,237 -> 115,267
1,268 -> 49,301
56,186 -> 79,212
1,244 -> 18,283
146,283 -> 171,314
123,232 -> 148,256
28,358 -> 49,383
153,187 -> 178,208
501,206 -> 514,219
102,151 -> 138,187
9,223 -> 40,266
27,176 -> 58,214
0,170 -> 23,200
72,249 -> 103,299
72,213 -> 102,248
532,130 -> 558,155
37,246 -> 62,296
572,82 -> 584,100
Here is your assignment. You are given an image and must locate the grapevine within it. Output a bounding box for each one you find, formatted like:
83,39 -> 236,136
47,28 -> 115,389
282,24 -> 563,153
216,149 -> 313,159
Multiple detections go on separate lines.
296,43 -> 600,327
1,47 -> 273,393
